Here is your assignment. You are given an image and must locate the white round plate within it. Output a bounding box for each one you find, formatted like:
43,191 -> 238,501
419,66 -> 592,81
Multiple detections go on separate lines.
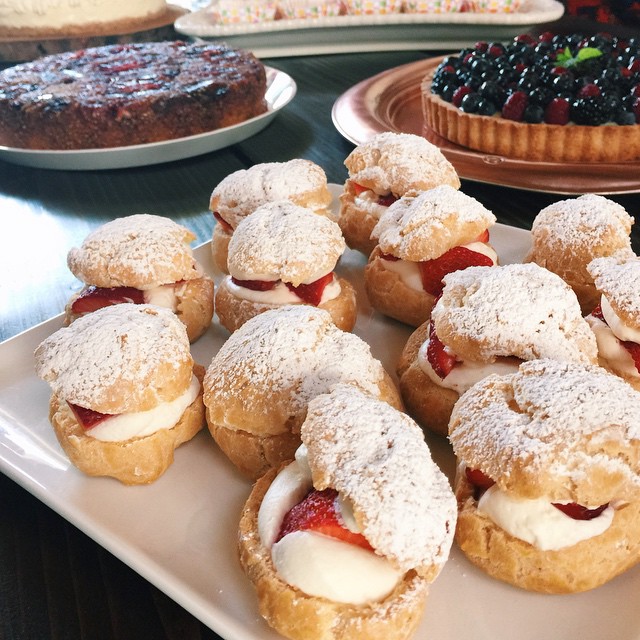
0,66 -> 296,171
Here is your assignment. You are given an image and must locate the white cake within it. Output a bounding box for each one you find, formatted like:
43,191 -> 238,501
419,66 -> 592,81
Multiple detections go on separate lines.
0,0 -> 169,38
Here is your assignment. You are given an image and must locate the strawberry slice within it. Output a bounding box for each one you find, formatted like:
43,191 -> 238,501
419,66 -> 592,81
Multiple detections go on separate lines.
380,252 -> 399,261
590,304 -> 605,322
552,502 -> 609,521
426,320 -> 457,379
465,467 -> 495,491
68,402 -> 111,429
589,305 -> 640,373
351,182 -> 398,207
285,273 -> 334,306
231,277 -> 278,291
419,246 -> 494,297
70,285 -> 145,315
276,488 -> 373,550
475,229 -> 490,243
213,211 -> 233,234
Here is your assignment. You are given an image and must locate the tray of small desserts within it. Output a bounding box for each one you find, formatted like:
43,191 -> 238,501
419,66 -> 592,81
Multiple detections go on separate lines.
1,160 -> 640,640
174,0 -> 565,57
332,57 -> 640,194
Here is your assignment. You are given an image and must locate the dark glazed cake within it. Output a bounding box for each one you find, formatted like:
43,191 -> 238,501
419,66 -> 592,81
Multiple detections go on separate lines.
0,41 -> 268,150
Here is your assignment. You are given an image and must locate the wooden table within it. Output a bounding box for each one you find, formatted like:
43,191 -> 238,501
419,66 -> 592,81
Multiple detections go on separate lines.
2,42 -> 640,640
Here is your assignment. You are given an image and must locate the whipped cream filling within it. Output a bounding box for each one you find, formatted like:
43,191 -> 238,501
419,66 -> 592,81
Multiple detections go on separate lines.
477,484 -> 615,551
143,282 -> 188,312
379,241 -> 498,292
586,314 -> 639,379
354,189 -> 390,220
258,446 -> 402,604
600,294 -> 640,343
418,340 -> 520,394
74,374 -> 200,442
224,274 -> 341,306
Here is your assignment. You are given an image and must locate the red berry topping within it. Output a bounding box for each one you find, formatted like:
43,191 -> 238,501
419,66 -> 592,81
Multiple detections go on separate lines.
231,277 -> 278,291
514,34 -> 536,45
621,340 -> 640,374
285,272 -> 334,306
590,304 -> 606,322
68,403 -> 111,429
426,320 -> 458,379
452,85 -> 473,107
380,252 -> 400,261
538,31 -> 554,43
465,467 -> 496,491
631,85 -> 640,98
418,245 -> 494,297
351,181 -> 369,196
70,285 -> 145,315
213,211 -> 233,234
514,62 -> 527,74
629,60 -> 640,73
276,488 -> 373,550
377,193 -> 399,207
502,91 -> 528,121
544,97 -> 570,125
552,502 -> 609,520
578,83 -> 601,98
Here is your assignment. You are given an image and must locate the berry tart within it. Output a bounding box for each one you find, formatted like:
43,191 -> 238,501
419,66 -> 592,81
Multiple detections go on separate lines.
215,201 -> 357,333
423,32 -> 640,162
449,358 -> 640,593
238,384 -> 456,640
397,263 -> 597,436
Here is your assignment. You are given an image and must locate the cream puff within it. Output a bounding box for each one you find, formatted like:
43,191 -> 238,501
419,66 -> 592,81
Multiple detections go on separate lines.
202,305 -> 402,480
364,185 -> 497,327
525,194 -> 634,314
34,304 -> 205,485
65,213 -> 214,342
586,250 -> 640,391
209,159 -> 333,273
397,263 -> 598,436
449,358 -> 640,594
215,200 -> 357,333
338,132 -> 461,256
238,384 -> 456,640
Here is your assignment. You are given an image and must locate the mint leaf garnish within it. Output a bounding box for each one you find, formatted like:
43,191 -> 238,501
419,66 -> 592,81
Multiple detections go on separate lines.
555,46 -> 603,68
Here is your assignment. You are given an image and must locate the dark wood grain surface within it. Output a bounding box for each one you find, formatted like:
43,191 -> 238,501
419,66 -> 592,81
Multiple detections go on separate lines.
2,26 -> 640,640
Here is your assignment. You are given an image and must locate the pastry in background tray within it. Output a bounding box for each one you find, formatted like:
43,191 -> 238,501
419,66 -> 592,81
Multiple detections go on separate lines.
364,184 -> 497,327
238,384 -> 456,640
423,32 -> 640,162
449,358 -> 640,593
215,201 -> 357,333
397,263 -> 598,436
65,214 -> 214,343
202,305 -> 402,480
278,0 -> 348,17
338,132 -> 460,256
34,304 -> 206,485
209,159 -> 333,273
0,41 -> 267,150
525,194 -> 634,315
586,250 -> 640,391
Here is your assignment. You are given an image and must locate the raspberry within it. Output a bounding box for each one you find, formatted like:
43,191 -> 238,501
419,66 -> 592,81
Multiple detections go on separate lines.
501,91 -> 528,121
578,83 -> 601,97
452,85 -> 472,107
544,97 -> 570,124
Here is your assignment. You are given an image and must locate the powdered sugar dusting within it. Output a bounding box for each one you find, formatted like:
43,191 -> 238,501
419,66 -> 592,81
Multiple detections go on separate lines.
302,384 -> 456,574
67,214 -> 200,288
435,263 -> 597,363
373,186 -> 496,260
227,201 -> 345,285
588,251 -> 640,322
344,132 -> 460,195
449,359 -> 640,502
210,160 -> 330,229
204,307 -> 384,417
34,304 -> 191,411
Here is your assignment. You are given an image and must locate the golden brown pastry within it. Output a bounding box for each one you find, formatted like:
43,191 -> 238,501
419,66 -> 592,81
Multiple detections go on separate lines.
202,306 -> 402,480
398,263 -> 598,436
449,358 -> 640,594
209,159 -> 333,273
65,213 -> 214,342
525,194 -> 635,314
586,250 -> 640,391
215,200 -> 357,333
364,185 -> 497,327
338,132 -> 460,256
34,304 -> 205,485
238,384 -> 457,640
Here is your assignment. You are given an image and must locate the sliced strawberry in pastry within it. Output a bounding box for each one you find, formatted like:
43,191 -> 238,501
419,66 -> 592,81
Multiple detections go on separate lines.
552,502 -> 609,520
419,245 -> 494,297
276,488 -> 373,551
213,211 -> 233,234
352,182 -> 398,207
465,467 -> 496,491
285,273 -> 334,306
380,252 -> 400,261
68,402 -> 111,429
590,304 -> 605,322
426,320 -> 457,379
231,277 -> 278,291
70,285 -> 145,315
590,305 -> 640,373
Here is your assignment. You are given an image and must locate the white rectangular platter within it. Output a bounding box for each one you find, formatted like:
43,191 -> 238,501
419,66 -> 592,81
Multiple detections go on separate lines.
1,223 -> 639,640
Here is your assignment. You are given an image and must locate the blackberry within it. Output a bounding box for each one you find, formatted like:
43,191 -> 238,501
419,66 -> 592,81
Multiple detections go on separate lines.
571,95 -> 610,125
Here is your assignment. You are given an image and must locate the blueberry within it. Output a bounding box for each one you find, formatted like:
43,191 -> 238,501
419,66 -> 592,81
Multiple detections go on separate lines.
460,92 -> 482,113
523,104 -> 544,123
